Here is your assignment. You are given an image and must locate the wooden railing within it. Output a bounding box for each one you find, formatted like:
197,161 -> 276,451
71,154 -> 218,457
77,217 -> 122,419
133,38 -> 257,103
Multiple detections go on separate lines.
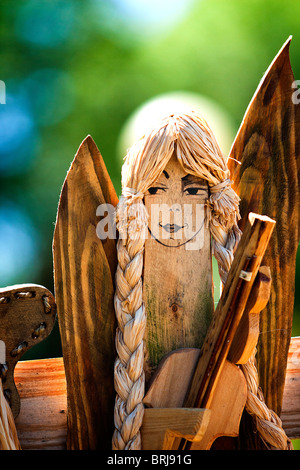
13,336 -> 300,450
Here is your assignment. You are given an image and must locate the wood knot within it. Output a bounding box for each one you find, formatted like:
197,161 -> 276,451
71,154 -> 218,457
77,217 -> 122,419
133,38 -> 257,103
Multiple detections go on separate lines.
170,303 -> 181,320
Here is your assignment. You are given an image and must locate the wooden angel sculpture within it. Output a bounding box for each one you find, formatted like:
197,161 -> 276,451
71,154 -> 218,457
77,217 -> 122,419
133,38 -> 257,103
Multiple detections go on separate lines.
52,37 -> 299,450
112,111 -> 293,451
112,110 -> 242,449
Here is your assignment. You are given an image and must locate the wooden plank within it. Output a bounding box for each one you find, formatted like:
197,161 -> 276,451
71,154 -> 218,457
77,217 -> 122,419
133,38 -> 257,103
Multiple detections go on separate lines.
144,349 -> 200,409
141,408 -> 211,450
14,358 -> 67,450
228,37 -> 300,415
228,266 -> 271,365
0,284 -> 56,418
143,154 -> 213,374
281,336 -> 300,439
52,136 -> 118,449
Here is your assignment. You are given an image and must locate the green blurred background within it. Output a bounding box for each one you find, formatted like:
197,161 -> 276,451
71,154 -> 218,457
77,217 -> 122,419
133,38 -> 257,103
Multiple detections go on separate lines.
0,1 -> 299,368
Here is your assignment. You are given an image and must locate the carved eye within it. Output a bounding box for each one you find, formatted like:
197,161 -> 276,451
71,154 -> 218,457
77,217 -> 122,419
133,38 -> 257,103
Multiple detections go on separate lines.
184,187 -> 205,196
147,187 -> 166,195
185,187 -> 199,195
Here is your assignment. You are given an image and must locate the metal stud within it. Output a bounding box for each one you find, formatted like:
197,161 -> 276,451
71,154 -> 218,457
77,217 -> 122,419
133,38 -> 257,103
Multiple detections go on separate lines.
32,322 -> 47,339
10,341 -> 28,357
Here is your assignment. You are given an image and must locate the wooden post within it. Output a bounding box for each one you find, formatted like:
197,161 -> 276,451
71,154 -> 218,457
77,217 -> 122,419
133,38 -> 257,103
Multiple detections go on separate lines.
53,136 -> 118,449
143,154 -> 213,373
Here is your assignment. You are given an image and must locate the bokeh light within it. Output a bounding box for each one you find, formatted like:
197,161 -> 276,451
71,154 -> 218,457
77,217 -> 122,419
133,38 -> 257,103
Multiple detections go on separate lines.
91,0 -> 196,40
22,69 -> 75,127
15,0 -> 76,48
0,93 -> 39,175
113,0 -> 196,34
0,202 -> 41,286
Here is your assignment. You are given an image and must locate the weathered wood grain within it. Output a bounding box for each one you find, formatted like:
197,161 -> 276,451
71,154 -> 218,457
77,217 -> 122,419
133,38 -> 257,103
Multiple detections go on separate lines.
15,358 -> 67,450
143,155 -> 213,373
141,407 -> 211,450
53,135 -> 118,449
0,284 -> 56,418
281,336 -> 300,439
144,348 -> 201,409
228,37 -> 300,415
228,266 -> 271,365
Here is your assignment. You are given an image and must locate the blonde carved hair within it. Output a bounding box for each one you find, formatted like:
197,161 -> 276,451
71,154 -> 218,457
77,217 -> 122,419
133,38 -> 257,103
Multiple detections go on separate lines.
112,110 -> 291,450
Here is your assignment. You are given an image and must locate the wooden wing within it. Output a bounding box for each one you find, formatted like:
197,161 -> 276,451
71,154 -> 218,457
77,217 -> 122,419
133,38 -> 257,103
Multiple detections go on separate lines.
228,36 -> 300,417
53,135 -> 118,449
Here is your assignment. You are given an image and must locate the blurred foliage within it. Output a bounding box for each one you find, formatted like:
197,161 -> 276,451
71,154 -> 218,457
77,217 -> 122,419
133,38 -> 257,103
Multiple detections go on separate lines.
0,0 -> 299,365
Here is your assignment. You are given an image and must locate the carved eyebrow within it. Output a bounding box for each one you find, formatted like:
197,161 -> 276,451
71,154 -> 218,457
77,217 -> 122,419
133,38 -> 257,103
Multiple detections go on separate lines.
181,174 -> 208,187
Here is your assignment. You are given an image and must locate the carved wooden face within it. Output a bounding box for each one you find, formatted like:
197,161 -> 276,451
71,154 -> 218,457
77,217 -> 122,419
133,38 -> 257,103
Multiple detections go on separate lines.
144,155 -> 209,250
143,154 -> 213,369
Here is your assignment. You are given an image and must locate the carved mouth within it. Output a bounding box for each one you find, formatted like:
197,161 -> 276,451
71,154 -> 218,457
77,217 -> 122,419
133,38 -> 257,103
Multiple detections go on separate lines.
159,223 -> 187,233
